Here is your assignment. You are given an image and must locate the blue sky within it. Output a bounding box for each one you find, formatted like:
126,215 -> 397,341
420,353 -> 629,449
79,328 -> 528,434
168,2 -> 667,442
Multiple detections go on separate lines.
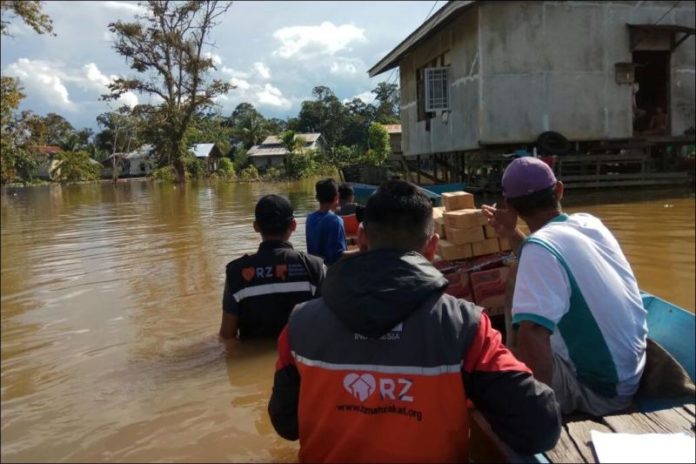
1,1 -> 438,131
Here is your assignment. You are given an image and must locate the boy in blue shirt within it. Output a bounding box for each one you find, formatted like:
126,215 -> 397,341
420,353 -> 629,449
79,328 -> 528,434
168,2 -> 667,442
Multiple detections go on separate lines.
306,179 -> 348,265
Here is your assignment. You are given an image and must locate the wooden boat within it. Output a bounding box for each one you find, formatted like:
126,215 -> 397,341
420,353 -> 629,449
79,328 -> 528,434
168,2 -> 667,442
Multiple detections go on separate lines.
471,292 -> 695,463
349,182 -> 469,206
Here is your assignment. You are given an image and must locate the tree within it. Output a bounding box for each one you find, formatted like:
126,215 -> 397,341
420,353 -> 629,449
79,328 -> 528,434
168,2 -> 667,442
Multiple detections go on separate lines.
1,0 -> 54,36
366,122 -> 391,166
1,78 -> 36,183
230,103 -> 267,148
293,86 -> 348,154
105,0 -> 233,183
24,112 -> 75,148
372,81 -> 400,124
52,150 -> 100,183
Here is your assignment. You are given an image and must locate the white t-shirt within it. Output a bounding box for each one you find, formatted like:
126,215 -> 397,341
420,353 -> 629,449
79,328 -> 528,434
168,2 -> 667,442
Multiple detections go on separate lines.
512,213 -> 647,398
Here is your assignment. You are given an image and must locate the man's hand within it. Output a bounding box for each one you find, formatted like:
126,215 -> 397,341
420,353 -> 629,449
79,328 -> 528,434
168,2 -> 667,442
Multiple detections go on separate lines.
482,204 -> 526,252
481,204 -> 518,238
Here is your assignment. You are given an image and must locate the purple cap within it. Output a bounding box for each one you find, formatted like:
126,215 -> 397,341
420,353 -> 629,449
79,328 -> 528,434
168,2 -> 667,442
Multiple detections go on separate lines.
502,157 -> 557,198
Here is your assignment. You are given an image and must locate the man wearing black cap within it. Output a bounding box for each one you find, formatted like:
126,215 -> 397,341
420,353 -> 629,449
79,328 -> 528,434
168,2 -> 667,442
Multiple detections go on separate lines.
219,194 -> 326,340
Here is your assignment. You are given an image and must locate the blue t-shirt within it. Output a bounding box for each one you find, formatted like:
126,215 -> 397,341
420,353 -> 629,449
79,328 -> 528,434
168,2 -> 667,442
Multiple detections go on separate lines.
306,210 -> 347,265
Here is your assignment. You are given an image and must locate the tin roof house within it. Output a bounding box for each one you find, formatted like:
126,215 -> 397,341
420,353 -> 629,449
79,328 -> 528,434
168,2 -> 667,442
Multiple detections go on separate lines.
248,133 -> 325,170
369,1 -> 695,159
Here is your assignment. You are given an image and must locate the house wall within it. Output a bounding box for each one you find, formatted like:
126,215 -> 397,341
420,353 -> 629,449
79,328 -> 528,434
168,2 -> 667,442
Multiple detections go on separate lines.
478,1 -> 695,143
399,7 -> 480,155
397,1 -> 695,155
250,156 -> 285,170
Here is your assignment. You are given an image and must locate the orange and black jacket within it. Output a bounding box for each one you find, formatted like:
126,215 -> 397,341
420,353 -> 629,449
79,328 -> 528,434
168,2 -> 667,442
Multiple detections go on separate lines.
268,249 -> 561,462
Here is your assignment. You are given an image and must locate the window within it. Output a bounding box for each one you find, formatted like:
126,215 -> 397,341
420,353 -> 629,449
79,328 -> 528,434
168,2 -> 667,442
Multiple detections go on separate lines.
424,67 -> 450,112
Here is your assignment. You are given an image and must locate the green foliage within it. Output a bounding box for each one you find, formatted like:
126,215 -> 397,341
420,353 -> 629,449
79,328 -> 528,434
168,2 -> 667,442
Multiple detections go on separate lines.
1,0 -> 54,36
216,157 -> 235,179
285,151 -> 316,179
0,78 -> 38,184
372,81 -> 400,124
230,103 -> 269,149
365,123 -> 391,166
52,151 -> 100,183
238,164 -> 260,182
261,166 -> 282,181
233,147 -> 249,170
150,165 -> 177,183
184,155 -> 208,179
105,0 -> 233,183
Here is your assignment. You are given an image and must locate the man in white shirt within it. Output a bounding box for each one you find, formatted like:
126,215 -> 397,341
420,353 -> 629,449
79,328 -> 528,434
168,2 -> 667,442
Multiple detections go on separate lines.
483,157 -> 647,416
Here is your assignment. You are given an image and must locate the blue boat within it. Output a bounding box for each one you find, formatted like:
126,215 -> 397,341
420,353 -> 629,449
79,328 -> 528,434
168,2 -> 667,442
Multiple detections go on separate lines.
472,292 -> 695,463
350,182 -> 469,206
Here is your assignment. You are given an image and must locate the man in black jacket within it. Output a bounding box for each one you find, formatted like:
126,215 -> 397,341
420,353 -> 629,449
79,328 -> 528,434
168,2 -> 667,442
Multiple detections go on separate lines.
268,180 -> 561,462
219,194 -> 325,339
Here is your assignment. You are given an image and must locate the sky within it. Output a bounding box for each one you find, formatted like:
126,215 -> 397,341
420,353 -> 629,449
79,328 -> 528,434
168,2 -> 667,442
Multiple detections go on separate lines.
0,0 -> 439,131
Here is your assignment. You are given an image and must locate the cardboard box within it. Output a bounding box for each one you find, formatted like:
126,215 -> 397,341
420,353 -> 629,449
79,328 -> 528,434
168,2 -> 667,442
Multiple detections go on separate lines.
432,206 -> 446,219
498,237 -> 512,251
442,268 -> 473,301
471,238 -> 500,257
441,191 -> 475,211
434,217 -> 446,239
438,240 -> 473,261
445,225 -> 485,245
484,225 -> 498,239
471,267 -> 510,317
444,209 -> 488,229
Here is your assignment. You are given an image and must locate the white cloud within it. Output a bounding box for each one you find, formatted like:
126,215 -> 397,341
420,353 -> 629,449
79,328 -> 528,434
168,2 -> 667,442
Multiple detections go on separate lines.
221,66 -> 250,79
101,1 -> 146,14
256,83 -> 291,109
79,63 -> 138,108
344,91 -> 375,104
253,61 -> 271,79
272,22 -> 367,60
330,57 -> 363,75
204,52 -> 222,67
229,77 -> 251,91
5,58 -> 74,111
3,59 -> 138,112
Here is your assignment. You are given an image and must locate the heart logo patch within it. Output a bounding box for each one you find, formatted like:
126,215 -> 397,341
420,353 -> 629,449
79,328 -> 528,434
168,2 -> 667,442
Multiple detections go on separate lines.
343,373 -> 376,402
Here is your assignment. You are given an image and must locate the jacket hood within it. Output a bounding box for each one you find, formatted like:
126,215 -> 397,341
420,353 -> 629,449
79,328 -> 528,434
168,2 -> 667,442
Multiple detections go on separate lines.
322,249 -> 448,338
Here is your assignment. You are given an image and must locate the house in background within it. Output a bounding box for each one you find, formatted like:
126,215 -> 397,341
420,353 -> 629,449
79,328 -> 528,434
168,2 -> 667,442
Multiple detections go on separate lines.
190,143 -> 223,173
383,124 -> 403,155
126,144 -> 155,177
248,133 -> 324,170
369,0 -> 695,156
35,145 -> 63,179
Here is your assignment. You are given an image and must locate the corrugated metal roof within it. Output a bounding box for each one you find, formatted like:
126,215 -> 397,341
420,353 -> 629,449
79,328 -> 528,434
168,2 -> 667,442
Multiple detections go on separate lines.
247,146 -> 289,157
125,144 -> 153,160
383,124 -> 402,134
36,145 -> 62,155
261,133 -> 321,145
368,1 -> 477,77
191,143 -> 216,158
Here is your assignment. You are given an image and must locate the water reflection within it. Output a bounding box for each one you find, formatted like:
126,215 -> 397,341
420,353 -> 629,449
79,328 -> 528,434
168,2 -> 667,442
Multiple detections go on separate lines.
0,180 -> 693,462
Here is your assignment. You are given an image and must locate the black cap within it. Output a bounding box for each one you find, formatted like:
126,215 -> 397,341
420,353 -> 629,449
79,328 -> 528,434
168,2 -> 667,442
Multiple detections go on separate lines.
255,194 -> 294,233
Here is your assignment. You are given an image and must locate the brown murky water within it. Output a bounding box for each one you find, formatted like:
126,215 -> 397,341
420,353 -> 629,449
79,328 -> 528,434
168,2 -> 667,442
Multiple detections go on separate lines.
1,180 -> 694,462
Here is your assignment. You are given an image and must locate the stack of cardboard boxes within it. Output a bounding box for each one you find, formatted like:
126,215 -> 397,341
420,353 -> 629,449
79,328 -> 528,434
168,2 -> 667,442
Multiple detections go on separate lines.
434,191 -> 512,262
433,191 -> 514,317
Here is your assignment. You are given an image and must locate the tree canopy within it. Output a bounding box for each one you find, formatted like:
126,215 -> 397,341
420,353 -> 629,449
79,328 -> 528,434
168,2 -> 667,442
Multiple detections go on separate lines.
0,0 -> 54,36
105,0 -> 233,183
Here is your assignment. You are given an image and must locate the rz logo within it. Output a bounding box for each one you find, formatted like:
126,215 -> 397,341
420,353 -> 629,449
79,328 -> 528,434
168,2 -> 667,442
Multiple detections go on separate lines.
342,373 -> 414,403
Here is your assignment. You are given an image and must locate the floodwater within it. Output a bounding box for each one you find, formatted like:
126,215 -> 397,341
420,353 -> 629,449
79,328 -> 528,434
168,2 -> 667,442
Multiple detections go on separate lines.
1,180 -> 694,462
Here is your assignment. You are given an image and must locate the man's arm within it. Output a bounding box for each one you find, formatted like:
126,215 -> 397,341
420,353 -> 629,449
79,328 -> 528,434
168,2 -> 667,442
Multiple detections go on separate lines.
220,275 -> 240,340
462,311 -> 561,454
516,321 -> 554,386
268,326 -> 300,440
219,312 -> 239,340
